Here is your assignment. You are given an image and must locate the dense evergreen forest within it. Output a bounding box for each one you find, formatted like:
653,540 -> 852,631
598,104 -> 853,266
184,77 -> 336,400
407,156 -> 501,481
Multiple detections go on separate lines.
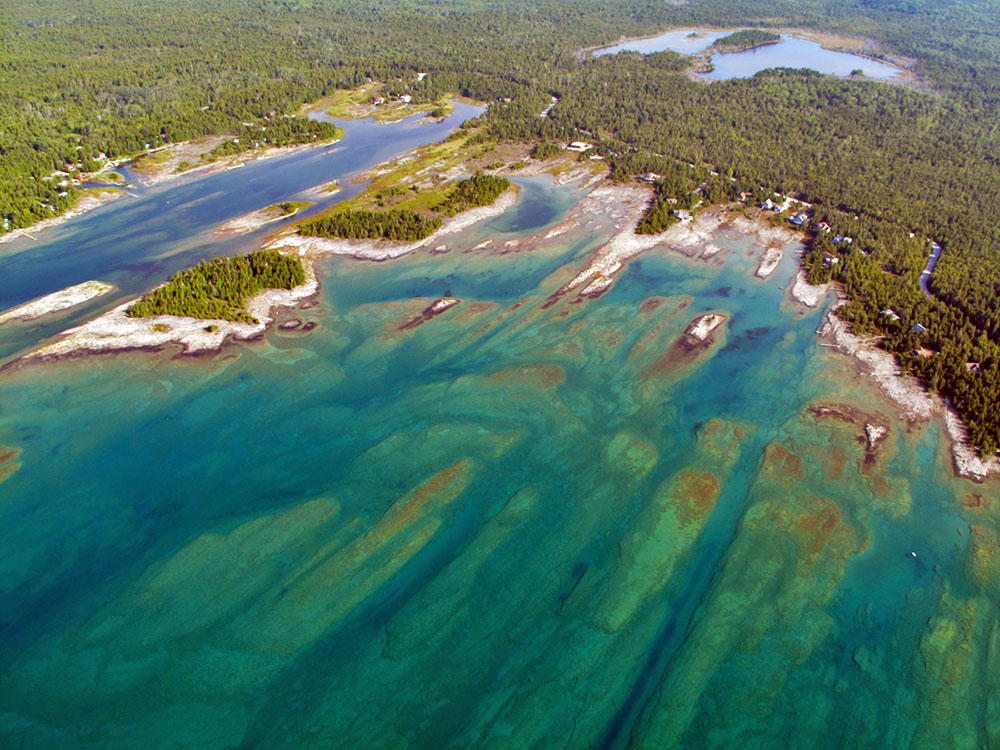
5,0 -> 1000,446
300,209 -> 442,242
710,30 -> 782,52
127,251 -> 305,322
435,175 -> 511,216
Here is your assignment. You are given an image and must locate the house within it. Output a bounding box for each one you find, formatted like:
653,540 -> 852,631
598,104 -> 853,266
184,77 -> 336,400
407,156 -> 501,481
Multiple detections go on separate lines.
816,221 -> 832,233
400,94 -> 412,104
789,213 -> 808,226
372,96 -> 386,105
738,191 -> 752,203
881,309 -> 901,321
566,141 -> 592,152
833,235 -> 853,245
967,362 -> 982,373
760,198 -> 778,211
639,172 -> 660,184
499,97 -> 512,103
821,251 -> 840,267
911,323 -> 928,334
416,72 -> 427,81
673,210 -> 692,222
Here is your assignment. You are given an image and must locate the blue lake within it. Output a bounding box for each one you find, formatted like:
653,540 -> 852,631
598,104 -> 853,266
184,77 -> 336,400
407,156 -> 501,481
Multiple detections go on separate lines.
596,29 -> 906,80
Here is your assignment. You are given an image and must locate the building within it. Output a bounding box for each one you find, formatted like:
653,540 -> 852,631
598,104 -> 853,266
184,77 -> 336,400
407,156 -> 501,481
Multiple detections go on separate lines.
639,173 -> 660,184
400,94 -> 412,104
789,213 -> 808,226
816,222 -> 832,233
833,235 -> 853,245
821,251 -> 840,267
911,323 -> 928,334
760,198 -> 778,211
673,210 -> 692,222
566,141 -> 592,152
881,309 -> 901,321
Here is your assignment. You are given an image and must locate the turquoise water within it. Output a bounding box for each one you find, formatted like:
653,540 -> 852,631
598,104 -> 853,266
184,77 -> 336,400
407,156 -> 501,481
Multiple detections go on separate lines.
596,29 -> 905,80
1,119 -> 998,749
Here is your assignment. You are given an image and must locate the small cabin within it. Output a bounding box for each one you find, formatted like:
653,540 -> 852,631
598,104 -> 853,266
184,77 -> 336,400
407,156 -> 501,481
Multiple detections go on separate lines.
639,172 -> 660,184
821,251 -> 840,267
788,213 -> 808,226
816,222 -> 832,233
566,141 -> 593,152
881,309 -> 901,321
833,235 -> 854,245
911,323 -> 928,334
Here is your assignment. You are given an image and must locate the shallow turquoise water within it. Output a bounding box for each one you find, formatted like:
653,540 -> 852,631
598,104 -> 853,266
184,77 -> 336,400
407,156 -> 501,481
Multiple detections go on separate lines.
1,120 -> 997,749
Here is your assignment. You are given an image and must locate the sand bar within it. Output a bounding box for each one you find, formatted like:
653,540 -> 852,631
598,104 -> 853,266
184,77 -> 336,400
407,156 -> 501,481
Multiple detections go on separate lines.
0,281 -> 114,325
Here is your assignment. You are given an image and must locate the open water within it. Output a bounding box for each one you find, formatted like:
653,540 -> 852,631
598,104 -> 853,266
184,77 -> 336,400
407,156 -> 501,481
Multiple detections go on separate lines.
1,107 -> 997,749
596,29 -> 905,80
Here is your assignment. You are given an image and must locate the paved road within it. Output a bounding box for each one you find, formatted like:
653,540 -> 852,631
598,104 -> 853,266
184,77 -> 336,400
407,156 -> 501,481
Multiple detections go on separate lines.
920,240 -> 943,296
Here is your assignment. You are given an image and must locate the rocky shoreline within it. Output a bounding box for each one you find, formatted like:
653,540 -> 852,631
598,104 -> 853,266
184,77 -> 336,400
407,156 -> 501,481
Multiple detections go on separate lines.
810,292 -> 998,481
19,263 -> 319,362
0,281 -> 114,325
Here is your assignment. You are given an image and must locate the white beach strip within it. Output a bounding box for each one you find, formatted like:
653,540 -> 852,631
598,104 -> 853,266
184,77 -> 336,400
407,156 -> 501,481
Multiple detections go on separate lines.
0,281 -> 115,325
789,269 -> 830,307
0,191 -> 124,245
266,187 -> 520,261
25,264 -> 318,359
818,302 -> 936,421
755,246 -> 783,278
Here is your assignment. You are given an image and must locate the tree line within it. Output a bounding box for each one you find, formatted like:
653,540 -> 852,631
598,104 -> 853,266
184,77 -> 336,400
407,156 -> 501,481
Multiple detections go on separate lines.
127,251 -> 305,322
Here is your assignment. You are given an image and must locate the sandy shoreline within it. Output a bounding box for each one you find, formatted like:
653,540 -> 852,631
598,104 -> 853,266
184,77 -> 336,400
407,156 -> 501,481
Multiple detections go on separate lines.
0,191 -> 125,246
21,263 -> 318,361
265,186 -> 521,261
0,281 -> 115,325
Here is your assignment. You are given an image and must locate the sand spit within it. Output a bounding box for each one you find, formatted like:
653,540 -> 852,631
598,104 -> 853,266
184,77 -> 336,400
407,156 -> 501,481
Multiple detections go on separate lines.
0,281 -> 114,325
790,269 -> 831,307
266,187 -> 520,262
0,191 -> 124,245
755,246 -> 783,279
21,264 -> 318,361
215,204 -> 310,236
134,137 -> 342,187
815,297 -> 998,480
556,188 -> 728,302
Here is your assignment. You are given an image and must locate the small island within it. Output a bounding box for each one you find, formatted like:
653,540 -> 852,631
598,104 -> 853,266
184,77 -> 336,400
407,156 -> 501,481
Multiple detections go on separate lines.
708,29 -> 782,54
127,250 -> 305,323
298,174 -> 511,242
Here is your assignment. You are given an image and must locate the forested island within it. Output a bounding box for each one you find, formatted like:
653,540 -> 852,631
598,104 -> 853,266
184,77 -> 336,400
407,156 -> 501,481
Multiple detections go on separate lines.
300,209 -> 442,242
297,174 -> 510,241
5,0 -> 1000,447
708,30 -> 782,53
126,251 -> 305,322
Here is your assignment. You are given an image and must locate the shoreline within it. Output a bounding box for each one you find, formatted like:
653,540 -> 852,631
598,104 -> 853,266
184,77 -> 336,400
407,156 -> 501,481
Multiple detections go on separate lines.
17,262 -> 319,363
264,186 -> 521,262
810,291 -> 998,481
0,281 -> 115,326
0,190 -> 125,246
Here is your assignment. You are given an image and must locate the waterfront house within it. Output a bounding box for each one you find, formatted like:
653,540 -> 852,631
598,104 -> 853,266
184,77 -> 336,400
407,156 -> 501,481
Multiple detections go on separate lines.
821,251 -> 840,266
